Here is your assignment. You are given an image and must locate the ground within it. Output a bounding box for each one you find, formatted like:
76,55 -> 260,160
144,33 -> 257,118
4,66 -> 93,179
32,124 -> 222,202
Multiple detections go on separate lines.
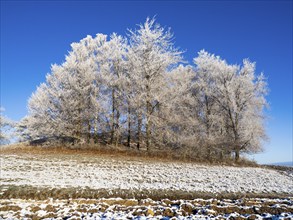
0,147 -> 292,219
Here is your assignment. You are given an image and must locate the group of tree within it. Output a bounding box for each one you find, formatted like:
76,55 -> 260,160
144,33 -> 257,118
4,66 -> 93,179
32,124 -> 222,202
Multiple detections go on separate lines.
17,18 -> 268,162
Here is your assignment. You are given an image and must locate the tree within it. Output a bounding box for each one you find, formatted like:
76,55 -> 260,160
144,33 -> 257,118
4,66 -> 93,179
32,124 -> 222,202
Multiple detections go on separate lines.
128,17 -> 183,150
156,64 -> 195,149
16,116 -> 32,142
193,50 -> 230,159
100,33 -> 128,146
25,82 -> 57,139
194,50 -> 268,162
25,34 -> 109,142
0,107 -> 14,145
20,18 -> 268,162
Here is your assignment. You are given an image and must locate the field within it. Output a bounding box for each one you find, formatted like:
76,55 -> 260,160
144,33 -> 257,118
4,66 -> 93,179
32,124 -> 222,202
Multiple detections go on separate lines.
1,146 -> 293,219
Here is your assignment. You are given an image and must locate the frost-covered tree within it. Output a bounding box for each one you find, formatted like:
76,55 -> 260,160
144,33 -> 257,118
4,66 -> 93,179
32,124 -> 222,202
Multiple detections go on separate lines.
100,33 -> 128,146
0,107 -> 14,145
194,50 -> 268,161
16,116 -> 32,142
21,18 -> 268,162
159,65 -> 195,149
26,82 -> 56,138
193,51 -> 232,159
25,34 -> 108,141
128,17 -> 183,150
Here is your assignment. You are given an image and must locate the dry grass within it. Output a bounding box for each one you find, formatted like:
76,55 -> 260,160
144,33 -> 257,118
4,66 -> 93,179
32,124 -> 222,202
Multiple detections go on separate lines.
0,142 -> 259,167
1,143 -> 178,164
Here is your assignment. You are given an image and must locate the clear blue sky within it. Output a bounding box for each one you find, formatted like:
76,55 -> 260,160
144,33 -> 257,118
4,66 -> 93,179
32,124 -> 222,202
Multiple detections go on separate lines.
1,1 -> 292,164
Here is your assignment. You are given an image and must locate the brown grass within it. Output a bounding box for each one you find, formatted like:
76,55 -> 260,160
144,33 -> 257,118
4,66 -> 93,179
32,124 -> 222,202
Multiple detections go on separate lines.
0,142 -> 259,167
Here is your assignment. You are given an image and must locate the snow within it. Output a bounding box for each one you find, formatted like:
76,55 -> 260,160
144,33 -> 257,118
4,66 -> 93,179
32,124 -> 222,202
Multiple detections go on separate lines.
1,153 -> 292,194
0,197 -> 292,219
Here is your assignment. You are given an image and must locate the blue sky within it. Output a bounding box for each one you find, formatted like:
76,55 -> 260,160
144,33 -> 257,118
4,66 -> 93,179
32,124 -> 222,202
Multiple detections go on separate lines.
1,1 -> 292,164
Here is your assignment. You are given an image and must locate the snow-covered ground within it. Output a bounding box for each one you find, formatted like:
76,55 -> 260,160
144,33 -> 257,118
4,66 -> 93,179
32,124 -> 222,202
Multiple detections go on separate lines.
1,153 -> 292,195
1,197 -> 293,219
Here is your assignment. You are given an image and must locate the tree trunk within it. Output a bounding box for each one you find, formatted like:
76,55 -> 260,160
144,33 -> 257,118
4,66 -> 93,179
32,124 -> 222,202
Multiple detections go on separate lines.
206,145 -> 211,160
115,109 -> 120,147
205,96 -> 211,160
146,115 -> 151,151
110,89 -> 115,145
127,102 -> 131,148
94,116 -> 99,144
87,120 -> 91,144
137,114 -> 142,150
235,147 -> 240,162
77,101 -> 82,141
146,82 -> 151,151
219,149 -> 224,161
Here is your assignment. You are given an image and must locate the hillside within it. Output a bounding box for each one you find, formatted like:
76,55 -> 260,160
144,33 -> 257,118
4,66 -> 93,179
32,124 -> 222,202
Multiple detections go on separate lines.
1,146 -> 292,219
1,147 -> 292,198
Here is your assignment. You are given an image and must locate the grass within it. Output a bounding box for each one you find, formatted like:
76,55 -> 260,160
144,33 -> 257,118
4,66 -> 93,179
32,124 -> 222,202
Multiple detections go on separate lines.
0,142 -> 259,167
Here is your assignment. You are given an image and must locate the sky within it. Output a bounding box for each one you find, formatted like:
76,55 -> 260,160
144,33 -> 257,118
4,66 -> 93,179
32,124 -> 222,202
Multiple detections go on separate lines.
1,1 -> 292,164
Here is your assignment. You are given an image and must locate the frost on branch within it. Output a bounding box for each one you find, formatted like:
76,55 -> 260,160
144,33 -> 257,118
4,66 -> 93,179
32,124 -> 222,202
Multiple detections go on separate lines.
0,107 -> 14,145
